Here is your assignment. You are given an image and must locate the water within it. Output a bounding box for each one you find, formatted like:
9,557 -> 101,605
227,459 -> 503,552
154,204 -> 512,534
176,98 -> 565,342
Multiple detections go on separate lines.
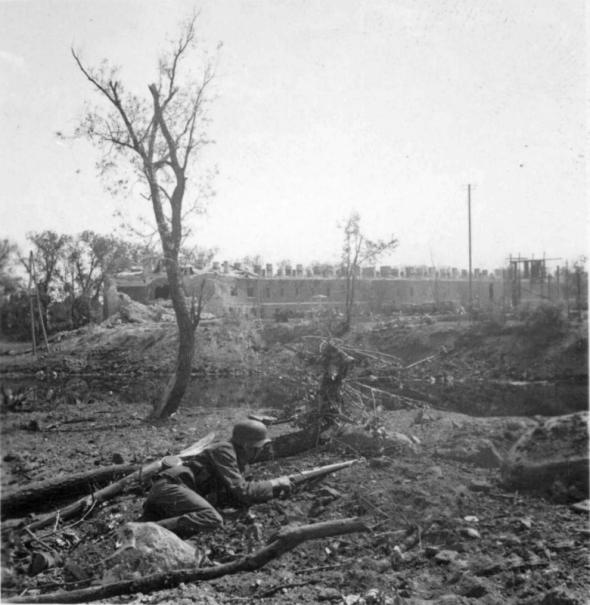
2,373 -> 587,418
426,378 -> 588,417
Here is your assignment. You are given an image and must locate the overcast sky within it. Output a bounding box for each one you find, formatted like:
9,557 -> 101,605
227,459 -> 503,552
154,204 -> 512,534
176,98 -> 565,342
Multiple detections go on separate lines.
0,0 -> 587,270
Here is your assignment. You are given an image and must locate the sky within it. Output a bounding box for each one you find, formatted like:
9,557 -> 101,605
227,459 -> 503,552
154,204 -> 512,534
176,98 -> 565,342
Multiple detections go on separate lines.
0,0 -> 587,271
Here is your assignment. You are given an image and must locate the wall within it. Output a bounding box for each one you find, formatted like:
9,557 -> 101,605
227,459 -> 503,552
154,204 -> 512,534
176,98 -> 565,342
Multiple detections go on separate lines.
116,267 -> 587,318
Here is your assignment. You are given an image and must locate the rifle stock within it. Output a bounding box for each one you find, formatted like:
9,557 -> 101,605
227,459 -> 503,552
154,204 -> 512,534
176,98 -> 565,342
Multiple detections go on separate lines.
287,459 -> 359,486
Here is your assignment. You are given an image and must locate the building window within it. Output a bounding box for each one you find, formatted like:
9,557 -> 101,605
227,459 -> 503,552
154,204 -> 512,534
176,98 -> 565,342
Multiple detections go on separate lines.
279,287 -> 285,297
326,284 -> 331,297
230,285 -> 238,297
295,285 -> 300,296
247,285 -> 254,298
265,287 -> 271,298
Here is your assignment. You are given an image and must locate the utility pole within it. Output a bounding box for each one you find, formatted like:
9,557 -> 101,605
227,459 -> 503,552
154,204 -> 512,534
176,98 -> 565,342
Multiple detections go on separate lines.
467,184 -> 473,317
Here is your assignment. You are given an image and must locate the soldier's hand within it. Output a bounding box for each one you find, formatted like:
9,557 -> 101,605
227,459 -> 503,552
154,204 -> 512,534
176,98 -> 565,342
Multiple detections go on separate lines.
271,476 -> 294,499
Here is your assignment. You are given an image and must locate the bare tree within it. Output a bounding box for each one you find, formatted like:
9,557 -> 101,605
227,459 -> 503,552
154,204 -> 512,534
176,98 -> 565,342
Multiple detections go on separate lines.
72,17 -> 216,419
341,212 -> 398,332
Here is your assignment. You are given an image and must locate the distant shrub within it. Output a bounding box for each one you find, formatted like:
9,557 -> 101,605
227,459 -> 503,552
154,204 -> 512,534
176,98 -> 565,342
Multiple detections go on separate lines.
520,302 -> 567,339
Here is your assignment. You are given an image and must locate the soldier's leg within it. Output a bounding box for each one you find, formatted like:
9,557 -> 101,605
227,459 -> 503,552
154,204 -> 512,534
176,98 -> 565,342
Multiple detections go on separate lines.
143,480 -> 222,536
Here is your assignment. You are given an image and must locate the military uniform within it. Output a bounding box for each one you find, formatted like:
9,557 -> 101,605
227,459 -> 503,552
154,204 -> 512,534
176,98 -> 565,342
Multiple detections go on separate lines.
142,440 -> 274,536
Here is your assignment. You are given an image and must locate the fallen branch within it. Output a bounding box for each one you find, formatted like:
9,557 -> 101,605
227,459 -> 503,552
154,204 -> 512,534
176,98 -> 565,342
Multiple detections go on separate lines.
6,517 -> 368,604
23,432 -> 216,532
1,464 -> 137,518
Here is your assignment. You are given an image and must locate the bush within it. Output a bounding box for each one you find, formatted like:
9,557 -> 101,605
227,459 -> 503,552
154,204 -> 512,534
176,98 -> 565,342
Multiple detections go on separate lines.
520,302 -> 567,339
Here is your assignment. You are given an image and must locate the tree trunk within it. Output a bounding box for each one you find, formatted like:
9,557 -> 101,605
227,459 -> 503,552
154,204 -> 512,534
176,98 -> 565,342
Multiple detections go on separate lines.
151,261 -> 196,419
1,464 -> 136,519
6,518 -> 368,604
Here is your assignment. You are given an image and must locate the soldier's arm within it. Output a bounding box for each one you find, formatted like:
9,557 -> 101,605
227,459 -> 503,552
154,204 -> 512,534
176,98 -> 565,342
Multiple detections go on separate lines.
208,443 -> 274,504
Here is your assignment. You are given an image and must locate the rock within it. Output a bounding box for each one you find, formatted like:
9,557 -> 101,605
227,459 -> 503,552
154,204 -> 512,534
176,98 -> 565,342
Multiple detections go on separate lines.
460,527 -> 481,539
434,549 -> 460,564
333,426 -> 418,456
102,522 -> 199,584
112,453 -> 125,465
63,561 -> 90,587
368,456 -> 393,468
426,465 -> 444,479
317,587 -> 342,601
501,412 -> 589,500
540,587 -> 585,605
457,575 -> 489,598
468,479 -> 492,493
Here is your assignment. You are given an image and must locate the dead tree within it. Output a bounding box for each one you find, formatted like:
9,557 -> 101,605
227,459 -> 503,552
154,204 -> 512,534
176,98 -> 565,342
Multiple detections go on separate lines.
72,16 -> 215,419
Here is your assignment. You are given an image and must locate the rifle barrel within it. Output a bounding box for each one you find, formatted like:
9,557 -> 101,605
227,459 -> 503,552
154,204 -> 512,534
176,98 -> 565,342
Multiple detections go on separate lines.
288,459 -> 358,485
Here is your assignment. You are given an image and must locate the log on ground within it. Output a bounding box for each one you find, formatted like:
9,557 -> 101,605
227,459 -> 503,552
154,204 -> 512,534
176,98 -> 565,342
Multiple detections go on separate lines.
1,464 -> 137,519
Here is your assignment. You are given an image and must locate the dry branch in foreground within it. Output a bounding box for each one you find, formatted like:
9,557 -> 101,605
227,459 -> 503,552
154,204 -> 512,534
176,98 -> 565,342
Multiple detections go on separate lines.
6,517 -> 368,604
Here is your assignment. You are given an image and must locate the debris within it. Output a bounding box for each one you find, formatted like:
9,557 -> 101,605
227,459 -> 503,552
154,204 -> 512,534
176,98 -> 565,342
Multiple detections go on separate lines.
27,551 -> 57,576
468,480 -> 492,493
501,412 -> 589,500
570,499 -> 590,514
461,527 -> 481,539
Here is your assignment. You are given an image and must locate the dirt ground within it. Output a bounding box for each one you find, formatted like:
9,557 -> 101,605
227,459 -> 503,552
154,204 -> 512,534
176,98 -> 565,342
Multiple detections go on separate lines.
0,310 -> 588,604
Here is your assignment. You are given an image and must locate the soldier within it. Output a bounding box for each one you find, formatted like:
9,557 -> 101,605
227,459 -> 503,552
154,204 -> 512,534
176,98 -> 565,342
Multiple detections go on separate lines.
141,419 -> 293,537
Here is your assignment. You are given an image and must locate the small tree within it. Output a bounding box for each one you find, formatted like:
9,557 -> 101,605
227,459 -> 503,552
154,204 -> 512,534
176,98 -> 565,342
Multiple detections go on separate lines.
0,238 -> 21,294
25,230 -> 72,299
341,212 -> 398,332
73,17 -> 216,419
66,231 -> 139,300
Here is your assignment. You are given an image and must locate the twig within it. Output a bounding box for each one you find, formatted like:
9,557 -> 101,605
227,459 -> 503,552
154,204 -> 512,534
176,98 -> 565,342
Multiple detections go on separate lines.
24,527 -> 54,553
356,493 -> 392,521
294,561 -> 351,575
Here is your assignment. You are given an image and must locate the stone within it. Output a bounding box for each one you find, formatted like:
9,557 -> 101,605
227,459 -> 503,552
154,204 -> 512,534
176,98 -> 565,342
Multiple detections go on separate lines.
540,587 -> 585,605
317,587 -> 341,601
501,412 -> 588,500
102,522 -> 199,584
461,527 -> 481,539
333,426 -> 418,456
434,549 -> 460,564
112,453 -> 125,465
468,480 -> 492,493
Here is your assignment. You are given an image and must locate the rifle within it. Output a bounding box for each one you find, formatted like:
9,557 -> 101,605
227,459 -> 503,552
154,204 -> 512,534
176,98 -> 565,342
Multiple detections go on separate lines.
286,459 -> 359,488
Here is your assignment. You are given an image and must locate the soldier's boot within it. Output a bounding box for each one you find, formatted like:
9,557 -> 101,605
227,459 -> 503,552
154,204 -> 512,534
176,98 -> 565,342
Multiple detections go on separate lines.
157,513 -> 222,538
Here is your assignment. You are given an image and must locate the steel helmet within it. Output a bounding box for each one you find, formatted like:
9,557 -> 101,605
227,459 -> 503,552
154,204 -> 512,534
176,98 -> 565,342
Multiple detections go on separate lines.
232,419 -> 271,448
